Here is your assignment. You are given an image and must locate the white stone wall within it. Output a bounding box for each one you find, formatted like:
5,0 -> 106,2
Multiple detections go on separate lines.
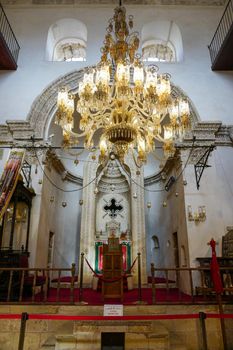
33,162 -> 82,271
185,146 -> 233,266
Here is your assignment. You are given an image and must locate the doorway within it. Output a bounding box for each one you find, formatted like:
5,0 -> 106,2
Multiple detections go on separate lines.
101,332 -> 125,350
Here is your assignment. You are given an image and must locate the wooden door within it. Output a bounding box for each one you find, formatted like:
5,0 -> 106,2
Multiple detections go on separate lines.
102,238 -> 123,301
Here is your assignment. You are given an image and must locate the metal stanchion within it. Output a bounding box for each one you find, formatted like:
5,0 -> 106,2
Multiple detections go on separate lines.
138,252 -> 142,302
134,252 -> 147,304
217,294 -> 228,350
151,263 -> 156,305
18,312 -> 28,350
70,263 -> 76,304
199,312 -> 208,350
78,252 -> 88,305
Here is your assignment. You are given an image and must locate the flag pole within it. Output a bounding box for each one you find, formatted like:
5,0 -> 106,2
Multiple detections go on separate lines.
208,238 -> 228,350
217,293 -> 228,350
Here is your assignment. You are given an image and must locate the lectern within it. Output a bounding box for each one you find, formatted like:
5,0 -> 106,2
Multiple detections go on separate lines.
102,237 -> 123,301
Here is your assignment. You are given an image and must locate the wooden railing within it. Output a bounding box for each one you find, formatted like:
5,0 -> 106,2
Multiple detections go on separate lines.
0,264 -> 76,304
208,0 -> 233,67
0,263 -> 233,304
0,3 -> 20,65
150,264 -> 233,304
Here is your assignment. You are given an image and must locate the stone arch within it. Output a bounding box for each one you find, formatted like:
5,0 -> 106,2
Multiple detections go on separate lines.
26,68 -> 200,140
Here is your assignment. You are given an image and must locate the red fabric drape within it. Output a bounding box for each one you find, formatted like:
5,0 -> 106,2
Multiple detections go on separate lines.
209,238 -> 223,294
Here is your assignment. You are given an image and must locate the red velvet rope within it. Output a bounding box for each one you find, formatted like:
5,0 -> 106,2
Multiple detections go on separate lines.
0,313 -> 233,320
126,256 -> 138,273
85,258 -> 123,283
85,257 -> 137,284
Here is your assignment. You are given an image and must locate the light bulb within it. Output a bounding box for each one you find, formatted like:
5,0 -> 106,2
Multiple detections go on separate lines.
133,66 -> 144,85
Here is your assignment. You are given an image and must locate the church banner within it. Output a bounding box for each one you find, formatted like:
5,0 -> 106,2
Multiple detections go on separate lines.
0,149 -> 25,220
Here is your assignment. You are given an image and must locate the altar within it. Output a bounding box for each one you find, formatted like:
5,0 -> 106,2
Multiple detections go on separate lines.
95,218 -> 131,273
79,153 -> 147,285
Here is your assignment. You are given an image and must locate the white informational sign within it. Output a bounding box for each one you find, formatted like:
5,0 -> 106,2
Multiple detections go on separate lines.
104,304 -> 123,316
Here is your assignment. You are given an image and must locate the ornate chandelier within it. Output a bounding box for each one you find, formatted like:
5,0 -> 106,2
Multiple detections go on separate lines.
56,3 -> 191,165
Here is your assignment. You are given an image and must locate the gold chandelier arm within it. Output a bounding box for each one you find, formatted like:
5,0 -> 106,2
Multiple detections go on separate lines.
129,148 -> 144,168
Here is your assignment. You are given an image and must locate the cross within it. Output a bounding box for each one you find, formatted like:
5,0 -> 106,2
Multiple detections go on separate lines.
104,198 -> 123,219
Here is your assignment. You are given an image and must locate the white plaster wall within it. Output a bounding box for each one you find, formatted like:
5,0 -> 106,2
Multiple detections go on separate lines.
0,4 -> 233,125
144,156 -> 190,291
145,146 -> 233,291
185,146 -> 233,267
35,163 -> 82,271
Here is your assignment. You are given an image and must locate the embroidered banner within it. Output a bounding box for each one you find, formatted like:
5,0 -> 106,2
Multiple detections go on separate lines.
0,149 -> 25,220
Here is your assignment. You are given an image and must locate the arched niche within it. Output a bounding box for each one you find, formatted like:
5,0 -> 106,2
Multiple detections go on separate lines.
95,157 -> 131,240
79,152 -> 147,285
141,20 -> 183,62
45,18 -> 87,62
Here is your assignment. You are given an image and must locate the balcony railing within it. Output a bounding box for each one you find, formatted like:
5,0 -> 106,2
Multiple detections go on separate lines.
0,2 -> 20,68
208,0 -> 233,69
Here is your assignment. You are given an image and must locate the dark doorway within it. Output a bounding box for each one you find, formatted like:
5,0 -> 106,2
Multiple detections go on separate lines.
101,332 -> 125,350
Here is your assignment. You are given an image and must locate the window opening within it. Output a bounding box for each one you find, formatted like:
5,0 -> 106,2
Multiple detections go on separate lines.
152,235 -> 159,249
142,20 -> 183,62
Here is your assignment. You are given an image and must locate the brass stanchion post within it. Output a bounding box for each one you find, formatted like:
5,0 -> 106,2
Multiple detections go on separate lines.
138,252 -> 142,302
133,252 -> 147,304
18,312 -> 28,350
151,262 -> 156,304
199,312 -> 208,350
79,252 -> 84,303
70,263 -> 76,304
217,293 -> 228,350
78,253 -> 88,305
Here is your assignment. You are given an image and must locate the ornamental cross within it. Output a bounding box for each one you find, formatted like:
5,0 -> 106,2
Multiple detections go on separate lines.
104,198 -> 123,218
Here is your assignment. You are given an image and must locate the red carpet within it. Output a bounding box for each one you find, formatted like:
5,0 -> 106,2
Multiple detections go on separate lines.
32,287 -> 195,304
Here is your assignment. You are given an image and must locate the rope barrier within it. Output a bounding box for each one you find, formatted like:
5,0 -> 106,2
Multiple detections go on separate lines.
85,257 -> 138,282
0,313 -> 233,321
126,256 -> 138,273
85,258 -> 123,283
84,256 -> 138,284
